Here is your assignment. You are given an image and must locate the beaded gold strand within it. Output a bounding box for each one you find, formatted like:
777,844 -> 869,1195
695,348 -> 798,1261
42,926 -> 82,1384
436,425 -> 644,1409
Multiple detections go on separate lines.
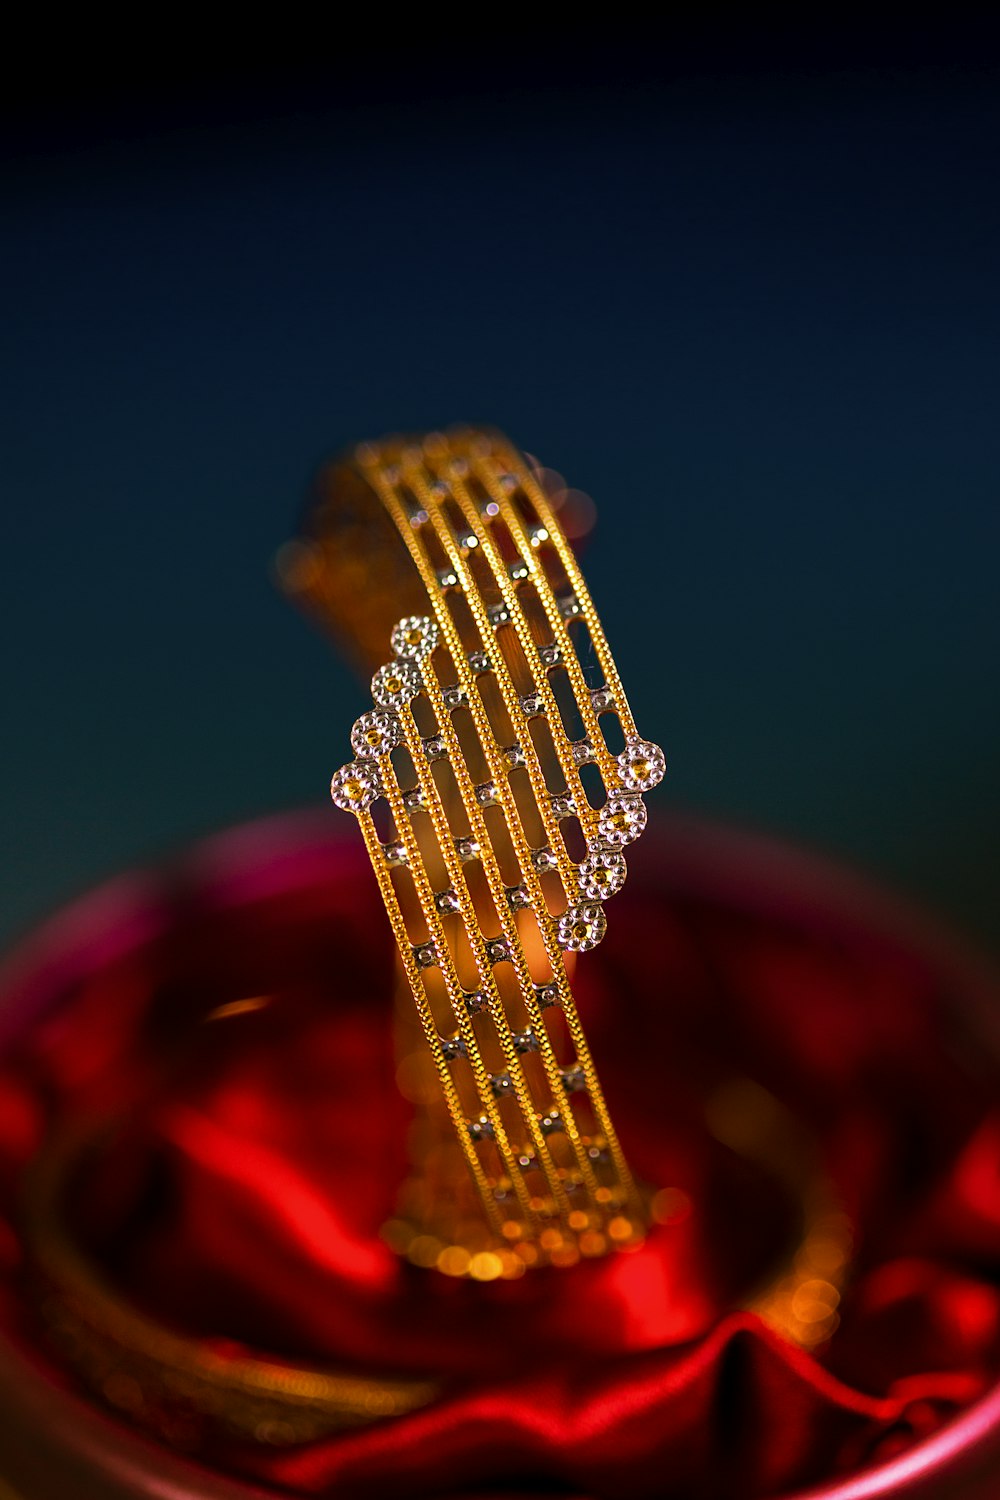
297,429 -> 666,1276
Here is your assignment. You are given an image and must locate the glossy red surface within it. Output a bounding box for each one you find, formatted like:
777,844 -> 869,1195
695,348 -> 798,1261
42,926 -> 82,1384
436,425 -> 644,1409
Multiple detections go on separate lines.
0,810 -> 999,1498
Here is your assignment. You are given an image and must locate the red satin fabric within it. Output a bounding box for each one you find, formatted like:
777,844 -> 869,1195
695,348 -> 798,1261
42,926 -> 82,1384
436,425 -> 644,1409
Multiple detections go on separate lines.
1,812 -> 999,1498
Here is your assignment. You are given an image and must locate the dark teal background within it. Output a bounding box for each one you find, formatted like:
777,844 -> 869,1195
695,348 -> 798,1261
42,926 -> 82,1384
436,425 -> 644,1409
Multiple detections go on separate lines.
3,42 -> 998,953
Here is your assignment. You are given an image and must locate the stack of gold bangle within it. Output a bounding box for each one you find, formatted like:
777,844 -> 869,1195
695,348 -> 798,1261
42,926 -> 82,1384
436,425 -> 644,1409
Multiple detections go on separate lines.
291,427 -> 667,1276
17,429 -> 852,1451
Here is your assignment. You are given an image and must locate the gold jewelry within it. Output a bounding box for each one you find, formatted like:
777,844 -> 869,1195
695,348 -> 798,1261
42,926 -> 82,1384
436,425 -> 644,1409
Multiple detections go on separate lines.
705,1079 -> 852,1350
23,1129 -> 439,1448
284,428 -> 666,1275
22,1086 -> 850,1449
13,428 -> 854,1453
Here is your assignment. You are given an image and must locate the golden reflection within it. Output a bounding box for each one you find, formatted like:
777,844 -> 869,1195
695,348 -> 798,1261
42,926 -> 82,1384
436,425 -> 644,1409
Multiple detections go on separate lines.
203,995 -> 271,1023
706,1078 -> 853,1350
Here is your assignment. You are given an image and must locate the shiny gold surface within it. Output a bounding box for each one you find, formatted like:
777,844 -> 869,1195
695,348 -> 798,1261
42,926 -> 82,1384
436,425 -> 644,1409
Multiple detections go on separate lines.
23,1131 -> 439,1448
291,429 -> 663,1269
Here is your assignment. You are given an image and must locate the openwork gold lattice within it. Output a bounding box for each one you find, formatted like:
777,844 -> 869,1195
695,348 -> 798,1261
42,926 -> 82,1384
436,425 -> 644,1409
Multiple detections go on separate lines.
289,429 -> 666,1277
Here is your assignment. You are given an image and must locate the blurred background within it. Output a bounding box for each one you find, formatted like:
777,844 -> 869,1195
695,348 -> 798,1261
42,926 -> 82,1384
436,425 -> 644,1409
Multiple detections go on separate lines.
3,19 -> 998,954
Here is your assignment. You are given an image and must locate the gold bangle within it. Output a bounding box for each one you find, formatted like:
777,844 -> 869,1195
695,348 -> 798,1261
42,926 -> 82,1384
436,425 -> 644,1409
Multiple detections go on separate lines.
13,427 -> 853,1454
21,1086 -> 851,1450
23,1129 -> 439,1448
285,427 -> 667,1276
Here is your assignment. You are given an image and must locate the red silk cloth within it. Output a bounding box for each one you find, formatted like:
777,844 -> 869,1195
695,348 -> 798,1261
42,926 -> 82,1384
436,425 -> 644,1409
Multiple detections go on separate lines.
1,810 -> 1000,1499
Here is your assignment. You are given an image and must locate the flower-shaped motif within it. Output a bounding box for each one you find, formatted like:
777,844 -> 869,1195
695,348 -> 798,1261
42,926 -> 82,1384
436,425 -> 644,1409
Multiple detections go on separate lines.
617,737 -> 666,792
330,760 -> 382,814
598,792 -> 647,848
578,845 -> 627,901
557,901 -> 608,953
371,659 -> 422,709
390,615 -> 439,662
350,709 -> 403,760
